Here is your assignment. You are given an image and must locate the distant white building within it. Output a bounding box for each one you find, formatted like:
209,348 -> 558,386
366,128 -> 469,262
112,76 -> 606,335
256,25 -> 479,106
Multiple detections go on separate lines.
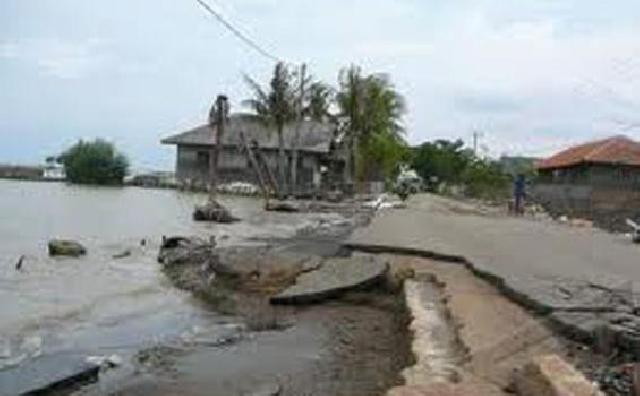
43,157 -> 65,180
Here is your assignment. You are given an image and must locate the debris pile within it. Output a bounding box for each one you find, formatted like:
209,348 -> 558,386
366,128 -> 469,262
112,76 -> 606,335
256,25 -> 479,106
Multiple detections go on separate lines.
193,200 -> 238,223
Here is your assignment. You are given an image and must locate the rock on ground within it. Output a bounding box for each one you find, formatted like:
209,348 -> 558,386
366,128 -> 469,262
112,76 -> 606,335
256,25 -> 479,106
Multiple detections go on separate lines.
387,382 -> 503,396
193,201 -> 237,223
48,239 -> 87,257
514,354 -> 603,396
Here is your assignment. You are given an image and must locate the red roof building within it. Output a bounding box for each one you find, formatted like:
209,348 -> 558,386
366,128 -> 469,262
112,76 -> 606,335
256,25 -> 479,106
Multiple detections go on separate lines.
533,135 -> 640,231
536,135 -> 640,170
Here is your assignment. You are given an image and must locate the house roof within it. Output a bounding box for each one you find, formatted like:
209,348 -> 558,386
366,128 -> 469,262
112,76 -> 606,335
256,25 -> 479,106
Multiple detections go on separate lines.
536,135 -> 640,170
161,114 -> 334,154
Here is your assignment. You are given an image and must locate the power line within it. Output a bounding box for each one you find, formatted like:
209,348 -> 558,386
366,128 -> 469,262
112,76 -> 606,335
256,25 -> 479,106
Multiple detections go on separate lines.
194,0 -> 280,62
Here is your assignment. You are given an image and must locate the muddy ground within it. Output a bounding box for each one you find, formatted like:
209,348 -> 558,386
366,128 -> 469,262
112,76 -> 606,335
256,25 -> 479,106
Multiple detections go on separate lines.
87,290 -> 411,396
74,212 -> 412,396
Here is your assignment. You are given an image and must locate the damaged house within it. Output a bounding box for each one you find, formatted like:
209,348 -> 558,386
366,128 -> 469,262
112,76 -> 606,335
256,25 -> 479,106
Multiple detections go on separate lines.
534,135 -> 640,230
161,114 -> 343,193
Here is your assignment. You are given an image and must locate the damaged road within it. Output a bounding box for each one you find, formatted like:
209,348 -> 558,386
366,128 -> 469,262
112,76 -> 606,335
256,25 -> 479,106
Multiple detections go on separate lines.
347,193 -> 640,395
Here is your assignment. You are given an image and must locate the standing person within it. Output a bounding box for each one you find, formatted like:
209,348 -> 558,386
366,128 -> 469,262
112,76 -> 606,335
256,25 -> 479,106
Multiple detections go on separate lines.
513,174 -> 526,216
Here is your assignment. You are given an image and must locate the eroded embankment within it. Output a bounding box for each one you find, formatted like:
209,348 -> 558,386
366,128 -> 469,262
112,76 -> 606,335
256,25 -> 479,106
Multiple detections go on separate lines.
116,238 -> 414,396
349,240 -> 640,394
384,255 -> 603,396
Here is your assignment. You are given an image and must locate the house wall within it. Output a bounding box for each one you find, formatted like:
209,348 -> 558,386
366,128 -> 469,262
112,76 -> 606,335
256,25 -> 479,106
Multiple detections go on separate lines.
175,144 -> 322,190
533,164 -> 640,231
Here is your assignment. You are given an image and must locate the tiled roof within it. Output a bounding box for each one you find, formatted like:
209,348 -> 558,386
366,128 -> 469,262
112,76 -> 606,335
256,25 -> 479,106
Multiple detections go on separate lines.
161,114 -> 334,154
536,135 -> 640,170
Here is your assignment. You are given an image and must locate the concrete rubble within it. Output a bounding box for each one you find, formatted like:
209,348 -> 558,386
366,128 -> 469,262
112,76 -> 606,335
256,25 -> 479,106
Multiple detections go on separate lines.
514,354 -> 603,396
48,239 -> 87,257
270,255 -> 388,304
192,200 -> 238,223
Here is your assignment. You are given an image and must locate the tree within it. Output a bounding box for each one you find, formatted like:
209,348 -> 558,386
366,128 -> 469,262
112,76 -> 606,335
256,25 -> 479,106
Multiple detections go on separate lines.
411,139 -> 473,184
290,64 -> 334,193
243,62 -> 297,198
60,139 -> 128,185
357,73 -> 407,182
411,138 -> 510,199
336,65 -> 365,188
462,158 -> 510,200
337,66 -> 407,188
307,81 -> 333,121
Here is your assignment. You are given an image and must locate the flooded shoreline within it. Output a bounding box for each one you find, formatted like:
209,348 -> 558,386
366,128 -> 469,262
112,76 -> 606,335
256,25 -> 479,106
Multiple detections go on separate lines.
0,180 -> 364,395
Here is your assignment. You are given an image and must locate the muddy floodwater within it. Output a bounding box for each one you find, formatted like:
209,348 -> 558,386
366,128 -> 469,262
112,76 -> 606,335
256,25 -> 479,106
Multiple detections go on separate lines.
0,180 -> 355,394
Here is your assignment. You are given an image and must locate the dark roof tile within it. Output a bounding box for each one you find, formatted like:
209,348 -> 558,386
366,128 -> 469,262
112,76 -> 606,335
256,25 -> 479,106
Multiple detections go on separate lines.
161,114 -> 334,153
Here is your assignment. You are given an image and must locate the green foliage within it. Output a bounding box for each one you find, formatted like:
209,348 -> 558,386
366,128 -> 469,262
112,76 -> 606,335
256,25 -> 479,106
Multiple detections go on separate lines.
243,62 -> 297,131
411,139 -> 473,184
306,81 -> 333,121
243,62 -> 408,191
243,62 -> 298,196
412,139 -> 510,200
60,139 -> 129,185
337,66 -> 407,184
462,159 -> 511,200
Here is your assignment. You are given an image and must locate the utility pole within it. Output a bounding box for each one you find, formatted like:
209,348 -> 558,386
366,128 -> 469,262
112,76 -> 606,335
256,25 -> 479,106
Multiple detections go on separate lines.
209,94 -> 228,203
472,130 -> 481,156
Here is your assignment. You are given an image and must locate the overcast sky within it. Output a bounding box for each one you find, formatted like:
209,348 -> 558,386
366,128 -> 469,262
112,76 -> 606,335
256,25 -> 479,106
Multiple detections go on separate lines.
2,0 -> 640,169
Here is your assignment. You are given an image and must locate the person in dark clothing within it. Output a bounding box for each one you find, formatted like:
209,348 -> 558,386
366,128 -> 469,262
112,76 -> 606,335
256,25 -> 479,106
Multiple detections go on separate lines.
513,174 -> 526,215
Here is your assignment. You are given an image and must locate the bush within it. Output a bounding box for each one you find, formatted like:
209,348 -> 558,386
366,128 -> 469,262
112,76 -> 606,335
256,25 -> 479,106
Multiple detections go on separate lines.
462,159 -> 511,200
60,139 -> 129,185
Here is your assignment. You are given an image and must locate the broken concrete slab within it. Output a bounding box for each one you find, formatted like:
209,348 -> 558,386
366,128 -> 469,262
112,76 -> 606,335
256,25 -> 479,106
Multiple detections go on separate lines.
514,354 -> 603,396
270,255 -> 388,305
550,311 -> 640,356
0,354 -> 100,396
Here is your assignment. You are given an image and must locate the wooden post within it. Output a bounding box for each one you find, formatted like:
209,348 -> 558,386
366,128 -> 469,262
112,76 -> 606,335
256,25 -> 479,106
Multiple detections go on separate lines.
291,63 -> 306,198
208,95 -> 228,203
255,148 -> 279,197
239,130 -> 270,206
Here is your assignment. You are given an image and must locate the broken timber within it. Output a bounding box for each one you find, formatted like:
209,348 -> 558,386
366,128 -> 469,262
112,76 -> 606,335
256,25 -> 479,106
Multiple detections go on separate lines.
238,130 -> 273,206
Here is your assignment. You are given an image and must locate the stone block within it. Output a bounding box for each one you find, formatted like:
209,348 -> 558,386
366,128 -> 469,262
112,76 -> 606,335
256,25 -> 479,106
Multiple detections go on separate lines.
514,354 -> 603,396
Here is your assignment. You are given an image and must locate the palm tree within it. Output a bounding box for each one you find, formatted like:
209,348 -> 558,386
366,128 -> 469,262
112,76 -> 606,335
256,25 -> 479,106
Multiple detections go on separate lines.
307,81 -> 333,121
243,62 -> 296,199
290,64 -> 334,193
337,67 -> 406,189
336,65 -> 366,189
